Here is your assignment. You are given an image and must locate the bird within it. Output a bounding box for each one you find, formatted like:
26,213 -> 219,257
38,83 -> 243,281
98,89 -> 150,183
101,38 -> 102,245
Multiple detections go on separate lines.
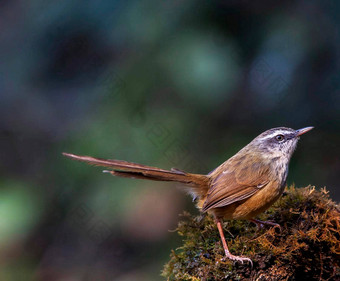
63,126 -> 313,264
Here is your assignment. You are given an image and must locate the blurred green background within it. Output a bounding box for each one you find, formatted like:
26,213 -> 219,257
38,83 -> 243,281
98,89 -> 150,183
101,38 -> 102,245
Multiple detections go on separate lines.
0,1 -> 339,280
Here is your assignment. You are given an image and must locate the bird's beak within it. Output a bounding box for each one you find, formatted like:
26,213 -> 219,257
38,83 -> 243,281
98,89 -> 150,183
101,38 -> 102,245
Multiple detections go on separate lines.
295,126 -> 314,136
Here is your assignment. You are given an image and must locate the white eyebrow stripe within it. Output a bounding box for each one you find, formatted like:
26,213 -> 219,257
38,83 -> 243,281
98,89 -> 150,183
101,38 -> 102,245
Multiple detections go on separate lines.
261,130 -> 292,140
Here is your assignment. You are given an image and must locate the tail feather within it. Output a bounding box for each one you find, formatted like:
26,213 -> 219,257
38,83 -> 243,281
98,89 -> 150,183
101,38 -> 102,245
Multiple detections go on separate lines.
63,153 -> 209,194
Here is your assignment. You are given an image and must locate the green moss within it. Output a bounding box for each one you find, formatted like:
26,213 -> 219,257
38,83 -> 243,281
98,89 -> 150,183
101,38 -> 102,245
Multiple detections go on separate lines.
162,186 -> 340,281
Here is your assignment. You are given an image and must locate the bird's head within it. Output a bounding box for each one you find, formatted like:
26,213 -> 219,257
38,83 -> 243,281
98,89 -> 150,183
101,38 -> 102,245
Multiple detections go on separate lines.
248,126 -> 314,161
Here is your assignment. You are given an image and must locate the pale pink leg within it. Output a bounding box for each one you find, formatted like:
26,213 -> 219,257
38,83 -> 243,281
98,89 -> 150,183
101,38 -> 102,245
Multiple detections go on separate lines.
215,218 -> 253,266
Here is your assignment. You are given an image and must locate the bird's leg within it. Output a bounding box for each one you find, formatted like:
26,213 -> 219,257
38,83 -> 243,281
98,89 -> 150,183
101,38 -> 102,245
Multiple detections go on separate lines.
215,218 -> 252,265
250,218 -> 280,230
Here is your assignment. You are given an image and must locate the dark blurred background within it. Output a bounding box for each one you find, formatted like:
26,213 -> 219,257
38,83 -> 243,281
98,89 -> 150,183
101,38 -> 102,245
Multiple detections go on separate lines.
0,1 -> 339,280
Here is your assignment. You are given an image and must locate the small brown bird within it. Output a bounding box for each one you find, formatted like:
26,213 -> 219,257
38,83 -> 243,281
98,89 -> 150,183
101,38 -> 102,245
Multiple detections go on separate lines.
63,126 -> 313,264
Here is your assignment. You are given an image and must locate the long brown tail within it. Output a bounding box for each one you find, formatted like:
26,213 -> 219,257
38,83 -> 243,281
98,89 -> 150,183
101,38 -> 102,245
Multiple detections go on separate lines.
63,153 -> 209,195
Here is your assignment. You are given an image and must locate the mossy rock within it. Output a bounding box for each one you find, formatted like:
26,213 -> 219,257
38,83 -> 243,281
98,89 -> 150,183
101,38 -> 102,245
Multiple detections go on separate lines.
162,186 -> 340,281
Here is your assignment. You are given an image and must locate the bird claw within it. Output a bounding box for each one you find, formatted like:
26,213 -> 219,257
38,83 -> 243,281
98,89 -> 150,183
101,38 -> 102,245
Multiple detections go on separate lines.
250,219 -> 281,231
222,253 -> 253,267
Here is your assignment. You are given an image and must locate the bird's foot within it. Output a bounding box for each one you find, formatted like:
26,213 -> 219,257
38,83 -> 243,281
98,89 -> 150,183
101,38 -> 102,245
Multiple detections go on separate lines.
250,219 -> 281,230
222,252 -> 253,266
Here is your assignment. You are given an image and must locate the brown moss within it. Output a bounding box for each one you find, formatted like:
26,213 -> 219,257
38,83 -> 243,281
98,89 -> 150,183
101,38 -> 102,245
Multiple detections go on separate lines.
162,186 -> 340,281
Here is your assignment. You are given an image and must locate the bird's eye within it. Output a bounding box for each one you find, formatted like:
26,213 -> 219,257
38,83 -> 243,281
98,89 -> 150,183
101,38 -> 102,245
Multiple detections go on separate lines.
275,134 -> 284,142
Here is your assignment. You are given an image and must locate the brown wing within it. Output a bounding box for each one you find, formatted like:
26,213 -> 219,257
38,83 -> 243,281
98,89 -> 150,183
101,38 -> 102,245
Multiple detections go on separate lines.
202,160 -> 270,212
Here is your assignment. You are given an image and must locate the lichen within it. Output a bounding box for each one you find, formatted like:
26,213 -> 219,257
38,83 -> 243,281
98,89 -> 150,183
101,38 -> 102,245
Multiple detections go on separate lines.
162,186 -> 340,281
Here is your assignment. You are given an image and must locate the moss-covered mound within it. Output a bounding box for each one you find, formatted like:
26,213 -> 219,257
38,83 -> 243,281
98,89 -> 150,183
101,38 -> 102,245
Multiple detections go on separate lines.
162,186 -> 340,281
